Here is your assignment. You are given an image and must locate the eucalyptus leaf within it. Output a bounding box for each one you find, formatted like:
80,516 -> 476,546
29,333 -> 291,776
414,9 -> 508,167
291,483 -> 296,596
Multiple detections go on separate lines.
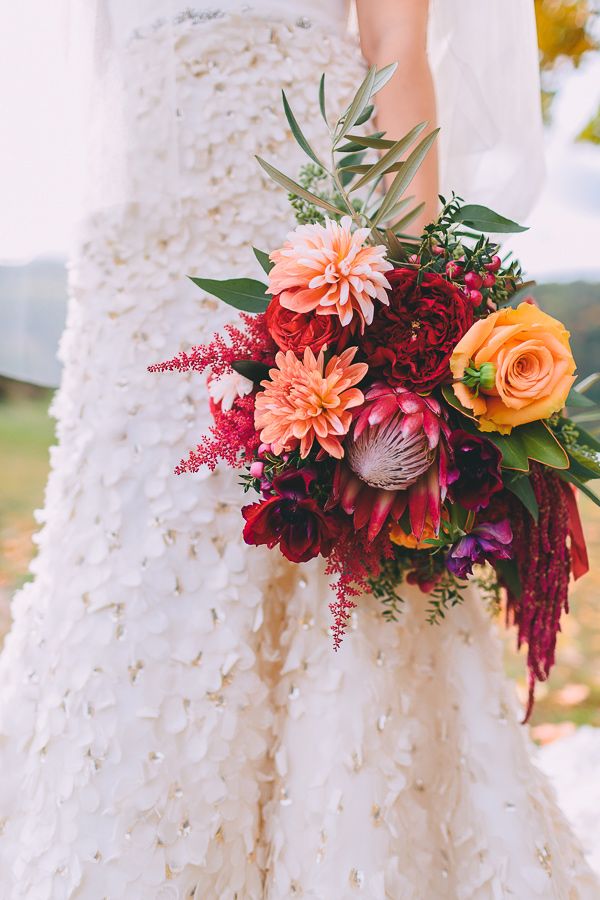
336,132 -> 392,152
256,157 -> 345,217
281,91 -> 322,166
337,151 -> 367,170
253,247 -> 273,275
336,66 -> 377,142
341,162 -> 406,177
373,129 -> 439,225
318,73 -> 327,124
372,62 -> 399,95
231,359 -> 270,384
188,276 -> 269,313
354,104 -> 375,127
349,122 -> 427,193
374,196 -> 415,225
389,202 -> 425,234
452,204 -> 528,234
504,472 -> 539,522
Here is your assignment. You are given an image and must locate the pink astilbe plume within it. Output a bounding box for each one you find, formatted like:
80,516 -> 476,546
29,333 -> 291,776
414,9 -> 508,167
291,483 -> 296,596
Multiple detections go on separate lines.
325,525 -> 394,649
175,394 -> 259,473
149,313 -> 276,473
505,465 -> 573,722
148,313 -> 275,377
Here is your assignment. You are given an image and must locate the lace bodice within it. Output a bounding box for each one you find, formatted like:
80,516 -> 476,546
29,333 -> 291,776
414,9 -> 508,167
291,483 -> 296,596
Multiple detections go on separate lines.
102,0 -> 349,37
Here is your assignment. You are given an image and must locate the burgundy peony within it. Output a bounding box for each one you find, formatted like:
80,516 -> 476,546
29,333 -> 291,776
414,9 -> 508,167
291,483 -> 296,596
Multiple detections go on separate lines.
447,430 -> 503,511
446,520 -> 513,579
242,468 -> 340,563
265,297 -> 355,356
359,268 -> 474,392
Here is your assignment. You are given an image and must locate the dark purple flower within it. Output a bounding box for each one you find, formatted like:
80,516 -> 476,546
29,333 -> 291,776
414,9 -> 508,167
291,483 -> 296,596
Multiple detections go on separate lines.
242,468 -> 341,563
447,430 -> 503,511
446,519 -> 513,579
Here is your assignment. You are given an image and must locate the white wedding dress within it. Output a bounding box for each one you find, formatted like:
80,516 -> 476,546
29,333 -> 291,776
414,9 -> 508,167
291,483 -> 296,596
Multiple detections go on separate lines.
0,2 -> 597,898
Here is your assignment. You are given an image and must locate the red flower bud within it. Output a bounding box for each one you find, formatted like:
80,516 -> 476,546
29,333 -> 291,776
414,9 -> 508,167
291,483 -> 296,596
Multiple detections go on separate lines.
468,289 -> 483,305
482,272 -> 496,288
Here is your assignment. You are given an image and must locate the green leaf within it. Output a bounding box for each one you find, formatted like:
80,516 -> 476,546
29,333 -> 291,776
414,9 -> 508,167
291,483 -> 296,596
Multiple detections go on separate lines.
372,129 -> 439,225
565,449 -> 600,482
519,421 -> 569,469
389,202 -> 425,234
318,73 -> 327,124
559,470 -> 600,509
336,132 -> 391,152
354,104 -> 374,127
231,359 -> 270,384
495,559 -> 522,598
281,91 -> 322,166
372,62 -> 398,95
567,385 -> 597,409
572,372 -> 600,395
374,196 -> 415,226
189,277 -> 270,313
337,151 -> 367,170
252,247 -> 273,275
504,472 -> 539,522
451,204 -> 528,234
336,66 -> 377,142
349,122 -> 427,193
255,157 -> 345,217
441,385 -> 478,421
341,162 -> 407,178
485,430 -> 530,472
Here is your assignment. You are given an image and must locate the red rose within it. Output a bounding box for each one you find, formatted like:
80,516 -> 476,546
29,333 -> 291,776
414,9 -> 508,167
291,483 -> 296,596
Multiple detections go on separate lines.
360,268 -> 474,392
265,296 -> 355,356
242,468 -> 341,563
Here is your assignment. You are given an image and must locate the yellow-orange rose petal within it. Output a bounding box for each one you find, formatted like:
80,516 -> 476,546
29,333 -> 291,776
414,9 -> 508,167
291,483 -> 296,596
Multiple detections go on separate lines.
450,302 -> 576,433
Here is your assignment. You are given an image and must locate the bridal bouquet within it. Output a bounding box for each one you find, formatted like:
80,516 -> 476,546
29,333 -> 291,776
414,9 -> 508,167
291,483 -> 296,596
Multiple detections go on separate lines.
151,66 -> 599,717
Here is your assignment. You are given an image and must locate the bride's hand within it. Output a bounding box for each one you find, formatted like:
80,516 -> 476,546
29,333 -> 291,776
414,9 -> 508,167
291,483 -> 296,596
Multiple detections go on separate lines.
355,0 -> 439,234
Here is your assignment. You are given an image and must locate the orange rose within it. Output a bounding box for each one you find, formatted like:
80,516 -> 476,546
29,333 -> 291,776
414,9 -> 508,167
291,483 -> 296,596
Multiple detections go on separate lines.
450,302 -> 576,434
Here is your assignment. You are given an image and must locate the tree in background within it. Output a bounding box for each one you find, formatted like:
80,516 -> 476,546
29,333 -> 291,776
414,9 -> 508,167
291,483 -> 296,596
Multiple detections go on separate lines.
535,0 -> 599,142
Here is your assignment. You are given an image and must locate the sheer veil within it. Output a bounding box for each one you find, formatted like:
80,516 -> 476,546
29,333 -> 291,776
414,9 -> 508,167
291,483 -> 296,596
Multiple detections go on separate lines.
429,0 -> 545,222
2,0 -> 544,387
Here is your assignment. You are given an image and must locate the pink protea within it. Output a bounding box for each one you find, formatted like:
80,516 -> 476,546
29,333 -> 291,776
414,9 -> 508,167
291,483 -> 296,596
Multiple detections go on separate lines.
268,216 -> 393,330
254,346 -> 368,459
329,384 -> 451,541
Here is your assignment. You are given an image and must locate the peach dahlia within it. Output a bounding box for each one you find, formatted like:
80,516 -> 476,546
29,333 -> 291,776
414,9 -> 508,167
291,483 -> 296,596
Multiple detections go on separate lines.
254,346 -> 368,459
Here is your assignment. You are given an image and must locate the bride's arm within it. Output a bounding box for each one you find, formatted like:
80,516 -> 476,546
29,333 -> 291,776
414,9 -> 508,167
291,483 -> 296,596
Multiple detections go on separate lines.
355,0 -> 438,233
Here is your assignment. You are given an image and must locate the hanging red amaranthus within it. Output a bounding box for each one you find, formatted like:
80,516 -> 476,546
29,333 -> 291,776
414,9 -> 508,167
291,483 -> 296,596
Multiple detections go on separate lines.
506,465 -> 573,722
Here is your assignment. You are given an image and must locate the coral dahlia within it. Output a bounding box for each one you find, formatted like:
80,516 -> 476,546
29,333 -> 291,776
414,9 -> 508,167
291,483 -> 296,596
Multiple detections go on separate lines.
268,216 -> 393,329
254,346 -> 368,459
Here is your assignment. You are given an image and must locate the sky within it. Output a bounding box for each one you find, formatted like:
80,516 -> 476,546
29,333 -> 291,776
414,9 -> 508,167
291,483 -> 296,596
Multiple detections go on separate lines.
0,4 -> 599,281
